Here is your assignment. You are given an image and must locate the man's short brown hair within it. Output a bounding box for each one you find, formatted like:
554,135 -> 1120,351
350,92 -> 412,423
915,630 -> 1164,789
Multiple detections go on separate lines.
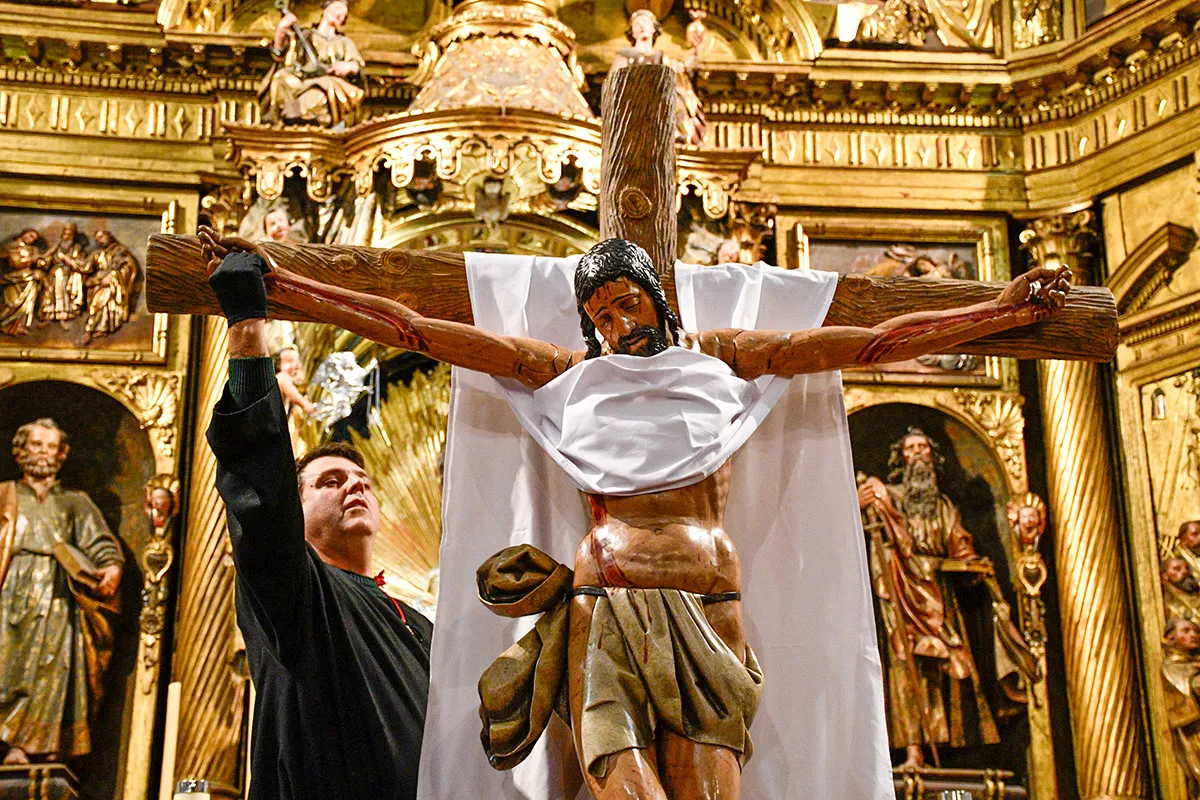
295,442 -> 366,490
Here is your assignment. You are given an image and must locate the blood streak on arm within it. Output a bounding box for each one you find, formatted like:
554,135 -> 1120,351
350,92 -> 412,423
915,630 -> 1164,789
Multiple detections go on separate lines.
269,272 -> 431,351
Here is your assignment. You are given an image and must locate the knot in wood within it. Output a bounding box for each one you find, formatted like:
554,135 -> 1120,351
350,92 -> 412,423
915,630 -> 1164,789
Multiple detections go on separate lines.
331,254 -> 357,274
396,291 -> 420,312
618,187 -> 652,220
384,249 -> 411,275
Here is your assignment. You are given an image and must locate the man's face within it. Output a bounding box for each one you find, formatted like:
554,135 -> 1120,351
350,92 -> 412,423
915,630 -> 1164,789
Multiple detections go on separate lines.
299,455 -> 379,542
583,277 -> 667,357
322,1 -> 348,28
16,425 -> 66,480
1164,558 -> 1193,588
60,224 -> 77,243
264,209 -> 291,243
19,231 -> 38,245
1182,523 -> 1200,551
901,434 -> 933,466
95,229 -> 112,246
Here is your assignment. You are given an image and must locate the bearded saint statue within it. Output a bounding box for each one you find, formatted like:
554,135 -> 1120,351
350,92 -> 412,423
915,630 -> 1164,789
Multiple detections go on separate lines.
0,418 -> 123,765
857,427 -> 1000,767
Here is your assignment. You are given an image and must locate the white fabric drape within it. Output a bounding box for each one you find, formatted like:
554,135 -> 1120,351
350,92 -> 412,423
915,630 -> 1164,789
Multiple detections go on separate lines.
417,255 -> 892,800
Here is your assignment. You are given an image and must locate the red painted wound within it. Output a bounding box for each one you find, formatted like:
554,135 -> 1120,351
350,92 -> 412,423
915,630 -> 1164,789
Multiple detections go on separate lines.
587,495 -> 634,589
858,303 -> 1025,365
272,272 -> 430,351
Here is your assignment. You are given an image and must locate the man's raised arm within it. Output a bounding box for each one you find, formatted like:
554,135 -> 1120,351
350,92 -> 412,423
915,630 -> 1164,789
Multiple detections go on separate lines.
699,265 -> 1072,378
203,250 -> 311,654
199,228 -> 580,389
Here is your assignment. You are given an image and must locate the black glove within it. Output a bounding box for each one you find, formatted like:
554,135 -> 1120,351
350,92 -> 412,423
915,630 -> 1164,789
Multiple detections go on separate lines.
208,251 -> 268,325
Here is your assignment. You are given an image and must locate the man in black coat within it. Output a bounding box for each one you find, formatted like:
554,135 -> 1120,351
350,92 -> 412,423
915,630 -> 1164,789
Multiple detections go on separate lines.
205,249 -> 432,800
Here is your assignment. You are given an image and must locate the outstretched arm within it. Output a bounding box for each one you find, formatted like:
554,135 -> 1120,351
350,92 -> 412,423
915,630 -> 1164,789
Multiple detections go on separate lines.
200,228 -> 582,388
699,266 -> 1071,378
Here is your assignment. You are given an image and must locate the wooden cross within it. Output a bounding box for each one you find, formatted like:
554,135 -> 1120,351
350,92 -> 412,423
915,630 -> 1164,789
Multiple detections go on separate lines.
146,66 -> 1116,362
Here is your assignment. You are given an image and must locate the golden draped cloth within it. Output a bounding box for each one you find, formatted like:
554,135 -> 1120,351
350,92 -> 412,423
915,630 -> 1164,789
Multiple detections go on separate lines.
476,545 -> 762,777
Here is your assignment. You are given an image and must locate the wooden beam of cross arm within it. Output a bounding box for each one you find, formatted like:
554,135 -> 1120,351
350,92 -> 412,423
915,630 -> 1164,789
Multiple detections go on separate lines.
146,234 -> 1117,361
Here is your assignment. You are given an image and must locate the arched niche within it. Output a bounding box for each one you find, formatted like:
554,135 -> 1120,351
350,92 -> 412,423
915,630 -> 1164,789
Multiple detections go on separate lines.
0,380 -> 156,800
847,401 -> 1033,774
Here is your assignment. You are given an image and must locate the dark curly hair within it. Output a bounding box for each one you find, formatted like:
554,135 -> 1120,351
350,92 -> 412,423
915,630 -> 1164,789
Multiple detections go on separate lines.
296,441 -> 365,490
886,427 -> 944,483
574,238 -> 682,359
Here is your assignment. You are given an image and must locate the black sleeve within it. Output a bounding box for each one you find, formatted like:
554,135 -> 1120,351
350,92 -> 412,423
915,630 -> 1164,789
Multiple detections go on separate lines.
207,360 -> 311,655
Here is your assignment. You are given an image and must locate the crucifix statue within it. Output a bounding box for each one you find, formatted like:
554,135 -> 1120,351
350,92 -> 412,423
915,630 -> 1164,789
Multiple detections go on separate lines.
148,65 -> 1115,800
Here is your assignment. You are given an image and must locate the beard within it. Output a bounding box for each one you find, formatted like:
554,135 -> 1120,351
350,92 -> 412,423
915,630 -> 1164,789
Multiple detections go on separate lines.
901,458 -> 940,520
1178,575 -> 1200,594
16,449 -> 62,479
617,323 -> 669,357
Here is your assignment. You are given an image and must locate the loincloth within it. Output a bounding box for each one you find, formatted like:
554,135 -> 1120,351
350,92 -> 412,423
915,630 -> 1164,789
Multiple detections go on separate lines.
576,585 -> 763,777
475,545 -> 763,777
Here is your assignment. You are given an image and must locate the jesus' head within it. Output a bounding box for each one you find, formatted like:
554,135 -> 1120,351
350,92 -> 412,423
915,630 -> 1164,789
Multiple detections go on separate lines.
575,238 -> 682,359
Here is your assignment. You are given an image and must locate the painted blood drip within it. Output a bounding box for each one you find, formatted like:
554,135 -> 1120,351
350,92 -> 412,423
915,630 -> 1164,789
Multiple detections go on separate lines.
857,303 -> 1024,365
587,495 -> 634,589
271,273 -> 430,350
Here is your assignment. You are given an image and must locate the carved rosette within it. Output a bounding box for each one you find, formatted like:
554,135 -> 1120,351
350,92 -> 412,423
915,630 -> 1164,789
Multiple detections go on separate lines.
97,370 -> 182,458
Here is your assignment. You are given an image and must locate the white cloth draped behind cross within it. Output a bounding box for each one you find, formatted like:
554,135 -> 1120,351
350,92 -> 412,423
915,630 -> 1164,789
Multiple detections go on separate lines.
416,255 -> 892,800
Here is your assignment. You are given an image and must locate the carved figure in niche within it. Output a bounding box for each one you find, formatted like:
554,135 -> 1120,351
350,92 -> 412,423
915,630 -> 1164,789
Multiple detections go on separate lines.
200,227 -> 1067,800
857,428 -> 1032,767
1008,496 -> 1047,627
852,0 -> 994,48
473,178 -> 511,227
612,9 -> 706,146
237,201 -> 309,246
546,159 -> 583,211
0,418 -> 123,765
1163,617 -> 1200,799
1163,557 -> 1200,624
1177,520 -> 1200,578
0,229 -> 47,335
263,0 -> 365,129
274,344 -> 315,454
139,476 -> 179,641
855,0 -> 933,47
37,223 -> 89,325
82,230 -> 139,344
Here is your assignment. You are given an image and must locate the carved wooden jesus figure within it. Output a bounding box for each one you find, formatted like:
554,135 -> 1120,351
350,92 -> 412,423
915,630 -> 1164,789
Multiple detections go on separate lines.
201,227 -> 1067,800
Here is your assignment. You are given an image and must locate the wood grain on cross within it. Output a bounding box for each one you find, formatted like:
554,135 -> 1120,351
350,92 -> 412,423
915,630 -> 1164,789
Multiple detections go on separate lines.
146,65 -> 1117,362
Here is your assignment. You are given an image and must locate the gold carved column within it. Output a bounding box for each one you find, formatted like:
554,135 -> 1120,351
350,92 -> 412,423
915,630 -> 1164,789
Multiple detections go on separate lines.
1024,211 -> 1148,800
170,316 -> 246,796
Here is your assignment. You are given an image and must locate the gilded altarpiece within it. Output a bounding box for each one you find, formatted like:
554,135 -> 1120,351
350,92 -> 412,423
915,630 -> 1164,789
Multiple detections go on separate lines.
806,211 -> 1059,798
0,184 -> 192,800
1112,250 -> 1200,800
